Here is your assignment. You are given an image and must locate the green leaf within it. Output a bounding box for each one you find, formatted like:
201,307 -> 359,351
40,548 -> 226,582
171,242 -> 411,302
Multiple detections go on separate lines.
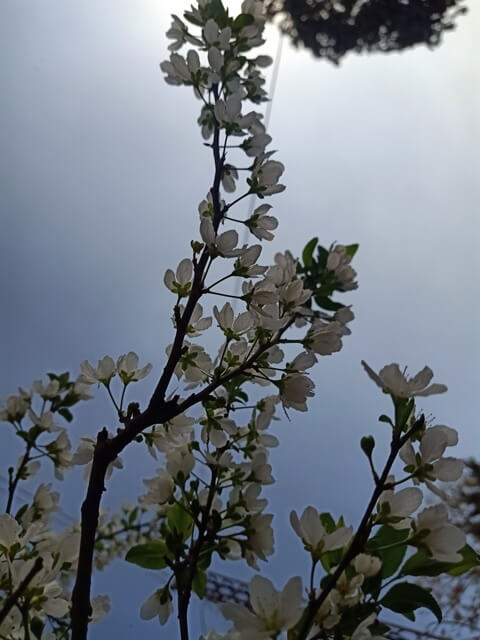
448,545 -> 480,576
394,398 -> 414,431
125,541 -> 168,570
15,504 -> 29,521
313,296 -> 343,312
302,237 -> 318,268
381,582 -> 442,622
316,245 -> 329,268
345,243 -> 359,258
128,507 -> 138,525
192,569 -> 207,599
368,526 -> 410,578
400,551 -> 446,577
58,407 -> 73,422
362,571 -> 382,600
30,617 -> 45,639
232,13 -> 254,31
320,512 -> 335,533
378,414 -> 393,426
167,503 -> 193,541
401,546 -> 480,577
208,0 -> 228,26
183,13 -> 203,27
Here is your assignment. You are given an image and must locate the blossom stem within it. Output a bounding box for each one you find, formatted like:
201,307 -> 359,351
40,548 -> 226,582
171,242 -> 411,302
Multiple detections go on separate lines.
105,385 -> 120,413
204,272 -> 234,291
6,443 -> 32,514
224,191 -> 252,212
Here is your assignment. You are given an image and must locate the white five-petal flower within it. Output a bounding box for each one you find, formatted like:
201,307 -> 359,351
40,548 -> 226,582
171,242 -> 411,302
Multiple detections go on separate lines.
361,362 -> 447,399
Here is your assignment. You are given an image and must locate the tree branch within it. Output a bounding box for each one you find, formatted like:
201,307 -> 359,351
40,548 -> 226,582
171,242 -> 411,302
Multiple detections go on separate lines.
294,416 -> 425,640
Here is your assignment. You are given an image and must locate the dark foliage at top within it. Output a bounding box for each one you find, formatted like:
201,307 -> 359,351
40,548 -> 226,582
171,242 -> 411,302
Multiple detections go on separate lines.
264,0 -> 468,63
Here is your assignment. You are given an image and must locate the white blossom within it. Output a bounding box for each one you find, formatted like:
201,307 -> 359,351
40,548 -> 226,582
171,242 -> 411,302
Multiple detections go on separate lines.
80,356 -> 116,385
166,15 -> 187,51
47,430 -> 73,477
378,482 -> 423,524
214,94 -> 242,127
353,554 -> 382,577
415,503 -> 466,563
201,219 -> 243,257
214,303 -> 253,336
234,244 -> 266,277
39,582 -> 69,617
362,362 -> 448,399
116,352 -> 152,384
246,204 -> 278,241
140,589 -> 173,625
222,576 -> 303,639
330,572 -> 364,608
246,513 -> 274,566
280,373 -> 315,412
91,595 -> 111,622
326,245 -> 358,291
0,393 -> 30,422
400,424 -> 463,482
181,303 -> 212,336
290,507 -> 352,555
28,410 -> 61,433
164,258 -> 194,296
141,469 -> 174,506
306,320 -> 344,355
0,514 -> 22,550
73,436 -> 123,481
32,379 -> 60,399
252,156 -> 285,196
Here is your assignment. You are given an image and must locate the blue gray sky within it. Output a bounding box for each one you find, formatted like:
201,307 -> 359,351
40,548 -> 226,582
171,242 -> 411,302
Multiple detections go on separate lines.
1,1 -> 479,637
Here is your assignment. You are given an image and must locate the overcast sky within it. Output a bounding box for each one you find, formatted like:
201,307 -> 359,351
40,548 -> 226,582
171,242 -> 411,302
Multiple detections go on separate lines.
1,1 -> 479,637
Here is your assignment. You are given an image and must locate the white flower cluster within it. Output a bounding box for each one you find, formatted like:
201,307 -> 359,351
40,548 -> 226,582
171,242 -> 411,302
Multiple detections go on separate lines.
0,502 -> 109,638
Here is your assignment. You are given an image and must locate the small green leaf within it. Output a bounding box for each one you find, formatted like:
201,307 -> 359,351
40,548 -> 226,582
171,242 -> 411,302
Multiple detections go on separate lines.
378,414 -> 393,426
192,569 -> 207,599
345,243 -> 359,258
15,504 -> 29,521
448,545 -> 480,576
58,408 -> 73,422
320,512 -> 335,533
30,617 -> 45,639
316,245 -> 329,268
125,541 -> 167,570
232,13 -> 254,31
183,13 -> 203,27
128,507 -> 138,525
167,503 -> 193,541
313,296 -> 343,312
302,237 -> 318,268
394,398 -> 415,431
381,582 -> 442,622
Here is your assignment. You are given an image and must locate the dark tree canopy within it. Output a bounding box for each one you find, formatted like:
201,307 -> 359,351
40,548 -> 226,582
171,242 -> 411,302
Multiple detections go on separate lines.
264,0 -> 468,63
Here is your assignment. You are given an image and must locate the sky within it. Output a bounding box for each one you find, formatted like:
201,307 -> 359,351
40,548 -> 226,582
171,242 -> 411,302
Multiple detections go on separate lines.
1,1 -> 479,637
